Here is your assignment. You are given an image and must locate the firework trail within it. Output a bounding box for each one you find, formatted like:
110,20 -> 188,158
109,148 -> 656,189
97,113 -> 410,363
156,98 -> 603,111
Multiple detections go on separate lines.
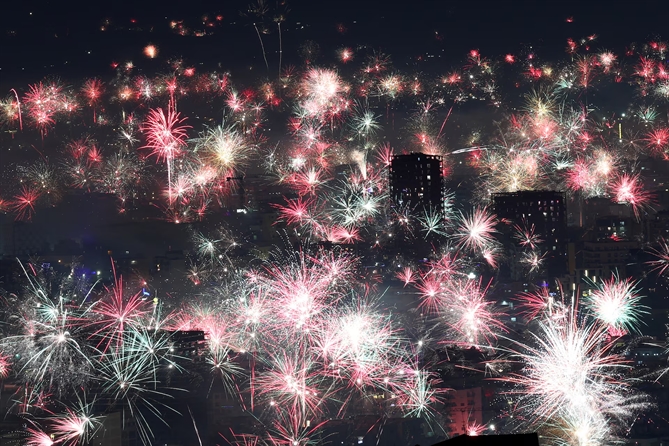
141,107 -> 191,203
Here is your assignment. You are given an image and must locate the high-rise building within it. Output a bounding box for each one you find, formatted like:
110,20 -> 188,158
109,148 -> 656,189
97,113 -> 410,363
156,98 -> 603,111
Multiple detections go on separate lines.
389,153 -> 443,213
492,190 -> 568,272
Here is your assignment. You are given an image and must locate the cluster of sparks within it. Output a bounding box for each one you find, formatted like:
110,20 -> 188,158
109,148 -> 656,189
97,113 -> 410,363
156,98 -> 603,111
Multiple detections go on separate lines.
0,239 -> 658,445
504,303 -> 649,446
1,33 -> 669,446
0,250 -> 447,446
1,38 -> 668,225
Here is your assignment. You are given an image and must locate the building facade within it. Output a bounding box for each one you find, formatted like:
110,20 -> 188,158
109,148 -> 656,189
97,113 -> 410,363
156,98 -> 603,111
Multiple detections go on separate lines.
389,153 -> 444,213
492,190 -> 568,273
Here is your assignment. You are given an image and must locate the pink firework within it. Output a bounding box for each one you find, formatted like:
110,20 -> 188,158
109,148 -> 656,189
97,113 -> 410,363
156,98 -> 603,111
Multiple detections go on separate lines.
300,68 -> 347,117
376,142 -> 394,167
51,408 -> 95,445
25,429 -> 54,446
163,308 -> 197,331
416,273 -> 444,313
88,272 -> 151,352
517,287 -> 567,321
266,409 -> 327,446
444,278 -> 506,347
141,107 -> 191,202
261,262 -> 336,329
576,55 -> 598,88
466,422 -> 487,436
290,167 -> 324,196
256,352 -> 325,416
482,246 -> 500,269
31,109 -> 56,135
567,155 -> 613,198
635,57 -> 656,80
395,267 -> 416,287
327,225 -> 362,244
598,51 -> 617,71
610,174 -> 652,219
338,47 -> 353,63
319,302 -> 398,389
392,368 -> 445,419
23,81 -> 72,136
430,253 -> 461,278
142,107 -> 190,164
566,159 -> 594,193
274,197 -> 319,227
520,250 -> 546,274
513,221 -> 543,249
223,431 -> 261,446
0,353 -> 10,379
87,146 -> 103,165
67,138 -> 90,160
455,207 -> 498,252
81,78 -> 104,106
314,251 -> 357,285
226,90 -> 248,113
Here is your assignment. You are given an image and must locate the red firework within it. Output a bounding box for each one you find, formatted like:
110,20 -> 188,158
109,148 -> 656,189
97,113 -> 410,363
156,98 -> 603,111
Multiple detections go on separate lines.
12,187 -> 41,221
644,128 -> 669,153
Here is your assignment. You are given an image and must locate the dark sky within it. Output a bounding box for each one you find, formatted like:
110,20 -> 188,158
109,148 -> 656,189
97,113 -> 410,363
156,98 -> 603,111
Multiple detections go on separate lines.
1,0 -> 667,80
5,0 -> 667,37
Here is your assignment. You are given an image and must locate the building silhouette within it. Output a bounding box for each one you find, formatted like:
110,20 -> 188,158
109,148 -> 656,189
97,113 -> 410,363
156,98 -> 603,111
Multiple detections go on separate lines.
389,153 -> 444,213
433,433 -> 540,445
492,190 -> 567,273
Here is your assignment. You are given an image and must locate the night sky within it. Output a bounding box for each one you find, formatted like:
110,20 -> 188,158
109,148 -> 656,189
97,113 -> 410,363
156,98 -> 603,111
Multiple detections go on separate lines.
1,0 -> 667,80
